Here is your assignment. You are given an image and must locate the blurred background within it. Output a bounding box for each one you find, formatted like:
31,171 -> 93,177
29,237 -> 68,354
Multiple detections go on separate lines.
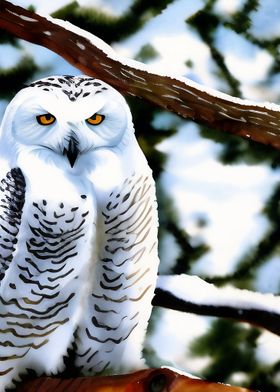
0,0 -> 280,390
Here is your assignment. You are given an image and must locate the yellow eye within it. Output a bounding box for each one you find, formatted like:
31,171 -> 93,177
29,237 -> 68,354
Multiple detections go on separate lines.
86,113 -> 105,125
36,113 -> 56,126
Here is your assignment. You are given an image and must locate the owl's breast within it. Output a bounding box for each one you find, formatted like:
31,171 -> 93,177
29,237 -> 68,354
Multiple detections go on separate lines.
76,165 -> 160,374
1,163 -> 97,308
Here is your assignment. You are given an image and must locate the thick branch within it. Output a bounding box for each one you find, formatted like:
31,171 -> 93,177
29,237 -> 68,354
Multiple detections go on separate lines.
1,1 -> 280,148
153,275 -> 280,336
19,367 -> 253,391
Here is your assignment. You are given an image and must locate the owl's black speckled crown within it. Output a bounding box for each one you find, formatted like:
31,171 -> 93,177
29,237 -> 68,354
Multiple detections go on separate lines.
29,75 -> 109,102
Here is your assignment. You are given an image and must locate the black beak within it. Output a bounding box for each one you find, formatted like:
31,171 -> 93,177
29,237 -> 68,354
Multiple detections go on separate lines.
63,136 -> 79,167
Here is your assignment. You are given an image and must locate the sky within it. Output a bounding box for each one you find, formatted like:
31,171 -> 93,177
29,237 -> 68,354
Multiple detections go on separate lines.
1,0 -> 280,377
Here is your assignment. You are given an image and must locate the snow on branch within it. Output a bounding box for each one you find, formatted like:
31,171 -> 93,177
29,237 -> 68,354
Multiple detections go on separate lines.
1,0 -> 280,148
154,275 -> 280,336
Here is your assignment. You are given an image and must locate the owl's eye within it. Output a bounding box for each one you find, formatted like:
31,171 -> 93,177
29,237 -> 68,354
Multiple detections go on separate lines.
36,113 -> 56,126
86,113 -> 105,125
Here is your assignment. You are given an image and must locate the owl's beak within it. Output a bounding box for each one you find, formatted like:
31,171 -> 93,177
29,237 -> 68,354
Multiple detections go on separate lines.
63,136 -> 79,167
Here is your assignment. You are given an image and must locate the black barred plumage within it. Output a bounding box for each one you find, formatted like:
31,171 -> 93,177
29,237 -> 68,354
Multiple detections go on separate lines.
0,75 -> 159,389
0,168 -> 25,281
0,187 -> 94,386
29,76 -> 108,102
76,174 -> 158,374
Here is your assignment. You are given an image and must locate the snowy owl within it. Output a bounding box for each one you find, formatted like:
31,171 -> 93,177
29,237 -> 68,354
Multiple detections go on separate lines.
0,75 -> 159,389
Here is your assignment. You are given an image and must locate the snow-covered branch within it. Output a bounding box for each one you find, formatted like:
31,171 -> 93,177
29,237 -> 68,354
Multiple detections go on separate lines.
153,275 -> 280,336
1,0 -> 280,148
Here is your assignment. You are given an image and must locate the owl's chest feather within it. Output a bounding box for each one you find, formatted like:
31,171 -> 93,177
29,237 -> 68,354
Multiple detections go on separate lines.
1,168 -> 97,310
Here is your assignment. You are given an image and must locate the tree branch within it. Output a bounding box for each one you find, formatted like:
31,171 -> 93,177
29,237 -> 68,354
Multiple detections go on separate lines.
153,275 -> 280,335
1,0 -> 280,148
19,367 -> 253,392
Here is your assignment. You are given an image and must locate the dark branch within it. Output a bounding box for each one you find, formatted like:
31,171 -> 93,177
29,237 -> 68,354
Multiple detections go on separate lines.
153,288 -> 280,336
153,275 -> 280,336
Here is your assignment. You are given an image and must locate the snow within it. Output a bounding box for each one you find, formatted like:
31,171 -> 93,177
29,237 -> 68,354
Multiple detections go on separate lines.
162,365 -> 200,379
157,274 -> 280,315
80,0 -> 134,16
215,26 -> 274,85
214,0 -> 245,15
147,308 -> 211,374
156,122 -> 278,276
256,331 -> 280,365
158,232 -> 180,274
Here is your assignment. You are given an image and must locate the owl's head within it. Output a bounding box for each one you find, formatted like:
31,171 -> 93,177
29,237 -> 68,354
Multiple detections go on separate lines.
0,75 -> 133,168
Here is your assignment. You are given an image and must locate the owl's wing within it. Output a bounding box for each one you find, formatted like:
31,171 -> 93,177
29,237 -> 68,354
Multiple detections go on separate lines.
0,166 -> 26,285
76,172 -> 159,374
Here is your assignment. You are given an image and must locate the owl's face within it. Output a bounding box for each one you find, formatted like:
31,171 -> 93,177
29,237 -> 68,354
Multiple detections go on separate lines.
1,75 -> 133,168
